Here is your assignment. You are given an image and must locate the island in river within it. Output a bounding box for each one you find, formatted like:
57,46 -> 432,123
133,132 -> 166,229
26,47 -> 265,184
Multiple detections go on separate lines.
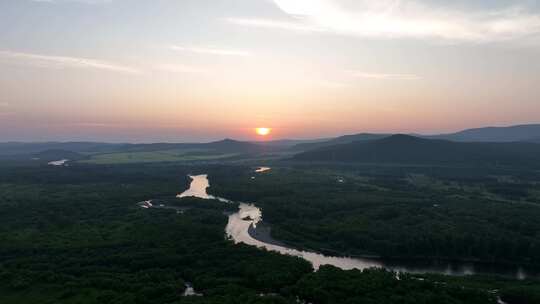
173,174 -> 539,279
3,161 -> 540,304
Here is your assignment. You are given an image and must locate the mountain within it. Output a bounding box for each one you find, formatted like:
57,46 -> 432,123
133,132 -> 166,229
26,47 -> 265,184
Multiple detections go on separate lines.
291,133 -> 391,151
290,124 -> 540,152
3,124 -> 538,159
432,124 -> 540,142
203,139 -> 268,152
253,138 -> 330,148
293,134 -> 540,165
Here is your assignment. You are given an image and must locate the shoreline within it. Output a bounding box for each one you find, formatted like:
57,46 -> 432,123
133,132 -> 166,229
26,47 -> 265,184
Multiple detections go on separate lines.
247,220 -> 381,259
247,222 -> 287,247
201,175 -> 539,278
246,219 -> 540,278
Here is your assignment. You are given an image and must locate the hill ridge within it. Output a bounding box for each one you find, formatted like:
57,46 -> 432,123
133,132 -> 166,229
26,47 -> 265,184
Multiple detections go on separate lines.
293,135 -> 540,165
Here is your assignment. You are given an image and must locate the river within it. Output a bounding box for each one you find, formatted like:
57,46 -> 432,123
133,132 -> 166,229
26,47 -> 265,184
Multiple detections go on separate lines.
48,159 -> 69,166
170,172 -> 538,279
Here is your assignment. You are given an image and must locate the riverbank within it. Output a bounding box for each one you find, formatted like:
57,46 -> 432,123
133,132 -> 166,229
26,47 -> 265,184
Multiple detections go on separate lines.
247,222 -> 287,247
248,222 -> 540,279
185,174 -> 540,279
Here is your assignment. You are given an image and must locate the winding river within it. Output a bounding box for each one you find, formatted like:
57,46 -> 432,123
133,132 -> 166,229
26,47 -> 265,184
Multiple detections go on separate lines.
163,171 -> 538,279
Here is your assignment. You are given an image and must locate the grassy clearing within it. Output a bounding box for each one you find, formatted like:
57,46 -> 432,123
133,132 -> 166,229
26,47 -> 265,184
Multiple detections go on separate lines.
80,149 -> 240,164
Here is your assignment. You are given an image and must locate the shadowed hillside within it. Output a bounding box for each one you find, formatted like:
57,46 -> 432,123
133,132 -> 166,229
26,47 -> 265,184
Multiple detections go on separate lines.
293,134 -> 540,166
289,124 -> 540,152
432,124 -> 540,142
291,133 -> 390,151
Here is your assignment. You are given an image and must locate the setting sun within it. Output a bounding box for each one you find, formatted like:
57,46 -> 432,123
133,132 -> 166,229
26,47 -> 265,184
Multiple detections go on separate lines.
255,127 -> 271,136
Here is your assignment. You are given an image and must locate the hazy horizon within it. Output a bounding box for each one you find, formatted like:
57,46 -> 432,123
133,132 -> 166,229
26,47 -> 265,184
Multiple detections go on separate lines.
2,0 -> 540,142
1,122 -> 539,144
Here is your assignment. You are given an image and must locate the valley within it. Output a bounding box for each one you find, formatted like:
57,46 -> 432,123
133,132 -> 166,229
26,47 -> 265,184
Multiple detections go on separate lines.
2,124 -> 540,303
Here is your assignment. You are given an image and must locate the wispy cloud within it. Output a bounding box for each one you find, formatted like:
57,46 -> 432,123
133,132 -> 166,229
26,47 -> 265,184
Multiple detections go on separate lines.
170,45 -> 252,57
0,51 -> 141,74
154,64 -> 209,74
226,18 -> 322,33
228,0 -> 540,43
351,71 -> 421,80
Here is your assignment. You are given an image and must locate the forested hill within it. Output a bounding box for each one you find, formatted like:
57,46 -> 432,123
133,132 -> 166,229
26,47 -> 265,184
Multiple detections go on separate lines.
293,134 -> 540,165
290,133 -> 390,151
289,124 -> 540,152
432,124 -> 540,142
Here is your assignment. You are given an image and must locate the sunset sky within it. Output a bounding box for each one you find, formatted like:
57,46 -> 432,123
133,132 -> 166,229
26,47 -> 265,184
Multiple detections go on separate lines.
1,0 -> 539,142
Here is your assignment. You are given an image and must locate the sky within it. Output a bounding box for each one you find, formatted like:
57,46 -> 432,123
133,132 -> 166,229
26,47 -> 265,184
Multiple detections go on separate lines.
0,0 -> 539,142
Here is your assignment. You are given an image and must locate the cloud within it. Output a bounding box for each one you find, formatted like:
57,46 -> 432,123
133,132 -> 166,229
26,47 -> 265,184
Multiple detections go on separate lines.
170,46 -> 252,57
0,102 -> 9,107
154,64 -> 209,74
0,51 -> 141,74
228,0 -> 540,43
225,18 -> 322,33
351,71 -> 421,80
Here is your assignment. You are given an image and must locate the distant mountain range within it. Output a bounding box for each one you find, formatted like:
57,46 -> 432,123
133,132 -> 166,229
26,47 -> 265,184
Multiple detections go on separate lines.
1,124 -> 539,161
293,134 -> 540,165
253,138 -> 331,148
290,133 -> 391,151
289,124 -> 540,151
428,124 -> 540,142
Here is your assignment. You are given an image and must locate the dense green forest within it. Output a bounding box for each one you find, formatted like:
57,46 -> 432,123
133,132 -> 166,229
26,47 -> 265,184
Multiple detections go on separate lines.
208,163 -> 540,266
1,161 -> 539,303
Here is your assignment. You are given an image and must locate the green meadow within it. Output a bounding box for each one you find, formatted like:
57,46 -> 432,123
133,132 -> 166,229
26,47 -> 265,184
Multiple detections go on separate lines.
81,150 -> 240,164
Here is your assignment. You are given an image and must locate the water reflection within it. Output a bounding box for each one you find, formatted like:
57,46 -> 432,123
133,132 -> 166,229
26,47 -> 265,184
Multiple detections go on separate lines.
182,282 -> 202,297
255,167 -> 271,173
176,174 -> 538,279
48,159 -> 69,166
226,203 -> 384,270
177,175 -> 228,202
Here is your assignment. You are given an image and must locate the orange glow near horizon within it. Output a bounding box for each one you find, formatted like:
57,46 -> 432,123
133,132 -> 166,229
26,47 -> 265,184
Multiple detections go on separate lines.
255,127 -> 271,136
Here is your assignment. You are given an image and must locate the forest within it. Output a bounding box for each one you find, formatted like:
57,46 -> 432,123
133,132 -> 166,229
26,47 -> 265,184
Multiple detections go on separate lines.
0,160 -> 539,303
293,135 -> 540,166
208,163 -> 540,266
